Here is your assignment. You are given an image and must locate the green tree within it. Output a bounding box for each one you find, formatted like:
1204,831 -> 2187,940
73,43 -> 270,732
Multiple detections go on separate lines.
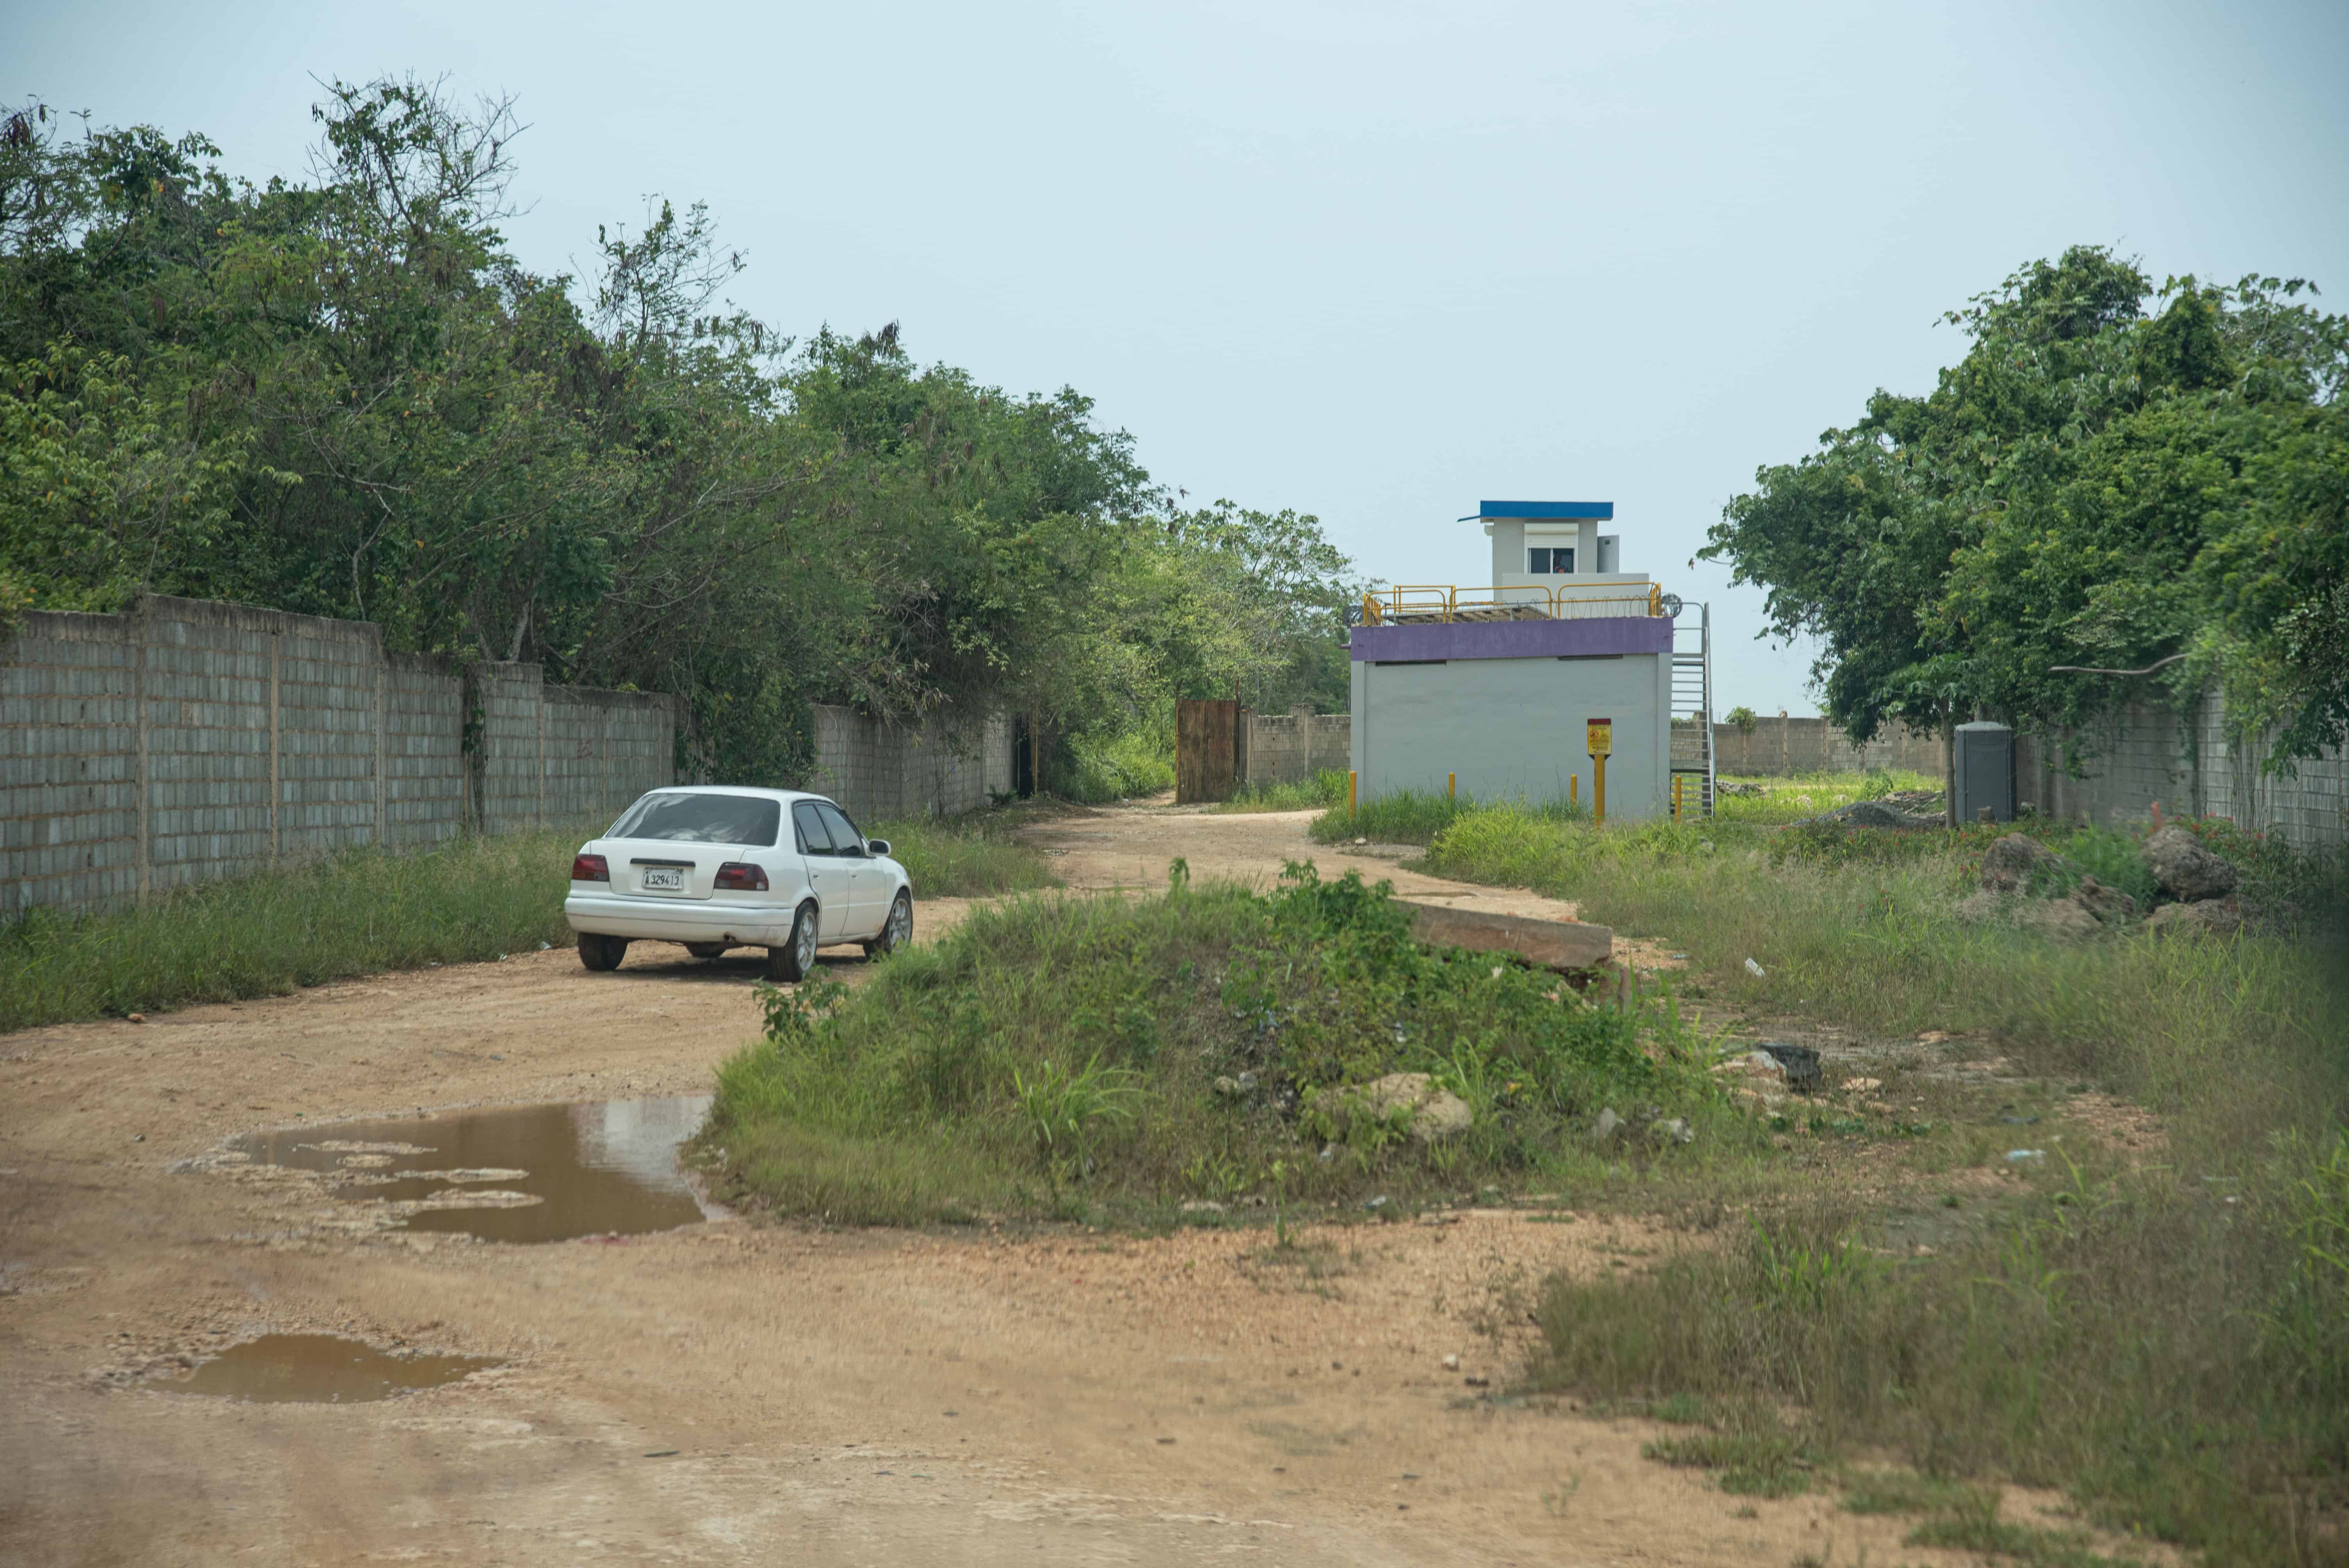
1703,246 -> 2348,764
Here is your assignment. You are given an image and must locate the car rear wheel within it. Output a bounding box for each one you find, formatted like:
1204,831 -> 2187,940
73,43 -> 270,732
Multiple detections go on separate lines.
684,942 -> 728,960
578,932 -> 628,971
864,890 -> 913,959
766,902 -> 820,983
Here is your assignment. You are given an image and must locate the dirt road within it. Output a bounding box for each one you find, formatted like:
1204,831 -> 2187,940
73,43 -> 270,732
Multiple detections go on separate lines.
2,805 -> 1990,1565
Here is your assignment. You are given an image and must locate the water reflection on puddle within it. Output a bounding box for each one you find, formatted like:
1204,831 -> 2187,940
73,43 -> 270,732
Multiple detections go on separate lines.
163,1334 -> 498,1403
232,1096 -> 715,1243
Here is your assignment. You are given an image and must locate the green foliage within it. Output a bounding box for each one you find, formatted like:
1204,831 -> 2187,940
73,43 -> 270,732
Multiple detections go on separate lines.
1307,785 -> 1592,847
1011,1054 -> 1142,1165
706,865 -> 1716,1224
1704,245 -> 2349,763
1059,728 -> 1176,803
1725,705 -> 1758,734
0,85 -> 1356,788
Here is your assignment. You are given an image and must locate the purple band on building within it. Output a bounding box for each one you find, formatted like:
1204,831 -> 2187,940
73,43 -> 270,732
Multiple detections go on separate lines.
1349,616 -> 1670,662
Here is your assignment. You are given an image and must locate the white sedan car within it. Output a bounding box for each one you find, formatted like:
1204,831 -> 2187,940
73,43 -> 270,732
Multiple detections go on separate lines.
564,786 -> 913,980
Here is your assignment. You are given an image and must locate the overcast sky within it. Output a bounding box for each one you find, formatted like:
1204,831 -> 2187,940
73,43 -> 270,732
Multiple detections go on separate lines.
14,0 -> 2348,717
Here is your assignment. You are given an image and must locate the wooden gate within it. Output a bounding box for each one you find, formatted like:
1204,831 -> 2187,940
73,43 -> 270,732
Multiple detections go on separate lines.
1176,699 -> 1244,804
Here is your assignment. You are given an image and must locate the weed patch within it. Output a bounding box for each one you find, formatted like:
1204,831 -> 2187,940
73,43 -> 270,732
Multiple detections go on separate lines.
706,864 -> 1725,1224
870,812 -> 1059,897
0,828 -> 590,1031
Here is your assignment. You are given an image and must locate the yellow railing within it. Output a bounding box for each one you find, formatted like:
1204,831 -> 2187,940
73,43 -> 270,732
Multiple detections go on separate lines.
1359,583 -> 1664,625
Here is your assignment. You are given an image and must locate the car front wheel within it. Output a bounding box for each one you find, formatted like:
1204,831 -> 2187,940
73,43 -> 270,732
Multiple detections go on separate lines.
766,902 -> 820,983
864,890 -> 913,959
578,932 -> 628,971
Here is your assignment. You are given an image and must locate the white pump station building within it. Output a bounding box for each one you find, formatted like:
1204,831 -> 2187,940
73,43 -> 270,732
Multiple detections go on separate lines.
1347,501 -> 1713,820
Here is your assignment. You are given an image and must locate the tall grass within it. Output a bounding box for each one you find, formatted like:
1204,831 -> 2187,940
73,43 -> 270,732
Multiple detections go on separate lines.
1417,806 -> 2346,1160
1215,768 -> 1349,813
0,828 -> 589,1031
1533,1155 -> 2349,1560
872,813 -> 1059,897
1411,800 -> 2349,1555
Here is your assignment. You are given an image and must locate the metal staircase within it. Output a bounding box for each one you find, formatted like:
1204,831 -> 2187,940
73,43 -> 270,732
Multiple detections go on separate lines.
1668,602 -> 1715,817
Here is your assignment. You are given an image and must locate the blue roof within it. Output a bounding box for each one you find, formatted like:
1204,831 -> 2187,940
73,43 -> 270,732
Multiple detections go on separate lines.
1473,500 -> 1614,521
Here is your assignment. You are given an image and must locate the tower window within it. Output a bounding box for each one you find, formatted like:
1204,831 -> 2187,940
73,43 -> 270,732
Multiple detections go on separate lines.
1528,546 -> 1574,574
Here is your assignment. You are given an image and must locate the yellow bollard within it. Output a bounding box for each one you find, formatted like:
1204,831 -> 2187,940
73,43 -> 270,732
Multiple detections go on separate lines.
1673,773 -> 1684,823
1348,770 -> 1357,819
1447,771 -> 1455,801
1570,774 -> 1579,807
1593,755 -> 1607,827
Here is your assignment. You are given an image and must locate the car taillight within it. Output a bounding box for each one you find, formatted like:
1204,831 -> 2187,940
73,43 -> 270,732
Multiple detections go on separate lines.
714,861 -> 768,891
571,853 -> 609,882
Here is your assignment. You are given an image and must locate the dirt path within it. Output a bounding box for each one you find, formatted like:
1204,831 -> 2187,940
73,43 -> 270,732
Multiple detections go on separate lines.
3,805 -> 2025,1565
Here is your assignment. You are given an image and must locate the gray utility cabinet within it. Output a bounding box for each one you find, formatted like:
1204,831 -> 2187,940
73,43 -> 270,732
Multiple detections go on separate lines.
1953,722 -> 2015,823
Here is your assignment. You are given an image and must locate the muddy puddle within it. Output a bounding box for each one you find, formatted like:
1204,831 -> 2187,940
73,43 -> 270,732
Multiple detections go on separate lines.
162,1335 -> 498,1403
232,1095 -> 715,1243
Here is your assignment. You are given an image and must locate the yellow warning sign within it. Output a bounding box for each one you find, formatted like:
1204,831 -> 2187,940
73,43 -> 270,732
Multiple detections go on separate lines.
1586,718 -> 1613,757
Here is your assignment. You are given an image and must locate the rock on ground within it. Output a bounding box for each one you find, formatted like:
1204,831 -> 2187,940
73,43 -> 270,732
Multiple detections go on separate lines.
1342,1072 -> 1473,1144
1980,833 -> 2065,894
2027,898 -> 2105,941
2144,826 -> 2238,902
2069,874 -> 2139,926
2144,897 -> 2245,937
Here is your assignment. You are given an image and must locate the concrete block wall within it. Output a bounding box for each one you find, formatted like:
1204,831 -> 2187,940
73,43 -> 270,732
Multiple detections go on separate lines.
1240,707 -> 1352,788
2,596 -> 682,921
545,686 -> 677,830
384,653 -> 467,848
1712,716 -> 1946,777
808,705 -> 1013,825
1,608 -> 143,915
2018,691 -> 2347,851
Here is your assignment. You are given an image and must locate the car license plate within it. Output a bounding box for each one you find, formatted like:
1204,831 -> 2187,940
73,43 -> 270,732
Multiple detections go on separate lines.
641,867 -> 685,892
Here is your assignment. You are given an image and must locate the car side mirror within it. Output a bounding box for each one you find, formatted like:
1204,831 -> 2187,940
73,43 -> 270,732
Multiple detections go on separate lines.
864,838 -> 890,859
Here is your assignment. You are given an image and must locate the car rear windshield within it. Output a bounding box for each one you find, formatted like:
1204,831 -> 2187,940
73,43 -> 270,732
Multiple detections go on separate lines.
608,792 -> 781,846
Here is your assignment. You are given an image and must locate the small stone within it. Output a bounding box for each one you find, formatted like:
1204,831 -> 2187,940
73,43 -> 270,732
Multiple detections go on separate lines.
1592,1108 -> 1623,1145
1440,1353 -> 1460,1370
1841,1076 -> 1882,1095
2069,875 -> 2139,925
127,1013 -> 146,1024
1212,1076 -> 1243,1098
1363,1195 -> 1389,1211
1979,833 -> 2064,894
2143,898 -> 2245,937
1462,1374 -> 1490,1388
1179,1200 -> 1226,1214
1650,1117 -> 1694,1146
